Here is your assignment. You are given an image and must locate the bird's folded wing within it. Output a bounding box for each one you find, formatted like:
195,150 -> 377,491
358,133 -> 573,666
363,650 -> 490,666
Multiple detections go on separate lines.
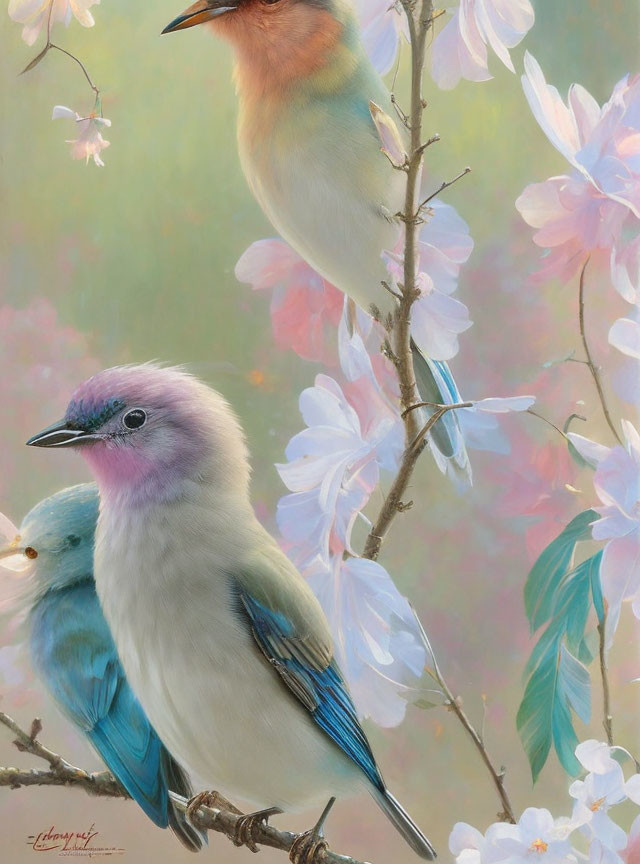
231,546 -> 384,791
31,584 -> 170,826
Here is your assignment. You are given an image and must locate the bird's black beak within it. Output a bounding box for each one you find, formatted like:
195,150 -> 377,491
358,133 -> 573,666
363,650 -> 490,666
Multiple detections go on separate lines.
26,420 -> 99,449
162,0 -> 238,34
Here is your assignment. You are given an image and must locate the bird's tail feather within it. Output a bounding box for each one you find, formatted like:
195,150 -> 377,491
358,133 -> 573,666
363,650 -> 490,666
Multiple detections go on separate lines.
161,750 -> 208,852
371,787 -> 436,859
410,339 -> 471,488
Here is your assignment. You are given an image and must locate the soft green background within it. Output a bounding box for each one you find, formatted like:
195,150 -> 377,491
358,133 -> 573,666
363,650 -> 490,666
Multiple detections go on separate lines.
1,1 -> 638,862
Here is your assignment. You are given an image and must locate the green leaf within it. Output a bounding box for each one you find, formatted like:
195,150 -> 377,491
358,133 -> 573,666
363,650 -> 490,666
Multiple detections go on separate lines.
577,633 -> 596,665
519,551 -> 602,781
562,555 -> 602,653
524,510 -> 599,632
517,637 -> 591,783
20,44 -> 51,75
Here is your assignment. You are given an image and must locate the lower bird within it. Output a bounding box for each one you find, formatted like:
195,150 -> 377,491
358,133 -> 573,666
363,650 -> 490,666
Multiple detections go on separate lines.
27,363 -> 436,861
0,483 -> 205,852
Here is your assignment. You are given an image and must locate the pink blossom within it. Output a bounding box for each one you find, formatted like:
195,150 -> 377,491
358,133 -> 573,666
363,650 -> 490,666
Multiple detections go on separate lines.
338,299 -> 400,407
611,303 -> 640,405
52,106 -> 111,167
237,199 -> 473,368
575,740 -> 620,775
609,317 -> 640,360
306,556 -> 425,727
235,239 -> 344,364
568,421 -> 640,625
418,200 -> 475,296
411,272 -> 473,360
9,0 -> 99,46
276,374 -> 402,566
354,0 -> 409,76
431,0 -> 534,91
516,54 -> 640,284
385,201 -> 475,361
611,237 -> 640,304
569,763 -> 627,851
450,809 -> 575,864
472,396 -> 535,413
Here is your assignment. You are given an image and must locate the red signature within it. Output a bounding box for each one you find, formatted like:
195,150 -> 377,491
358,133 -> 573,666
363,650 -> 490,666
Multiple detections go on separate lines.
27,824 -> 124,857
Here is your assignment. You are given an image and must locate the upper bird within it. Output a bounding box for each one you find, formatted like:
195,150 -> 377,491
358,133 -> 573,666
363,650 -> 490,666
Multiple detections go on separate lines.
161,0 -> 470,483
27,363 -> 436,860
0,483 -> 205,852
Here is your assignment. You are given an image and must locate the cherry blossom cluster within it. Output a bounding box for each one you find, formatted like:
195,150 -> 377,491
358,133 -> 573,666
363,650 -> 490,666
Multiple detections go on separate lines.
355,0 -> 535,89
237,229 -> 535,727
9,0 -> 111,165
9,0 -> 99,46
450,740 -> 640,864
567,423 -> 640,633
233,2 -> 544,723
516,55 -> 640,382
515,53 -> 640,644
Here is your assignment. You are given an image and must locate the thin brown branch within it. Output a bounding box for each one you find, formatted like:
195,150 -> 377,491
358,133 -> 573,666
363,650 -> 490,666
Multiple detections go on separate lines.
0,713 -> 370,864
394,0 -> 434,441
362,402 -> 472,560
0,765 -> 124,797
0,711 -> 127,799
411,616 -> 516,824
409,403 -> 472,452
526,408 -> 570,442
359,0 -> 517,831
361,0 -> 435,562
418,167 -> 471,213
50,44 -> 100,100
597,614 -> 614,746
578,259 -> 622,445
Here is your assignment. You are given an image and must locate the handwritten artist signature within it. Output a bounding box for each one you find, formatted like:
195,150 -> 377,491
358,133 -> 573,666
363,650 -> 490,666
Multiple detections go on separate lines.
27,824 -> 124,857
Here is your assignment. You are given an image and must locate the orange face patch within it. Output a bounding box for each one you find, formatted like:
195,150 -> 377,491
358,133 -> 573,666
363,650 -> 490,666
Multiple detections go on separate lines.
213,1 -> 345,95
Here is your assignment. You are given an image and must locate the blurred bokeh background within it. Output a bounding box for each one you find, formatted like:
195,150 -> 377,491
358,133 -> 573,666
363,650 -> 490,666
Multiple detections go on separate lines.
0,0 -> 638,861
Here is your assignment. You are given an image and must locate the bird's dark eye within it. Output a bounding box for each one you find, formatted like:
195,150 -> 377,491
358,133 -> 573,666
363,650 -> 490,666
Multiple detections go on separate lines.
123,408 -> 147,430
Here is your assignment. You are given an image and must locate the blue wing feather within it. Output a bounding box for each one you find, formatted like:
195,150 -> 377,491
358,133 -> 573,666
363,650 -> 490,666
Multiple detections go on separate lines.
238,591 -> 384,792
30,582 -> 169,827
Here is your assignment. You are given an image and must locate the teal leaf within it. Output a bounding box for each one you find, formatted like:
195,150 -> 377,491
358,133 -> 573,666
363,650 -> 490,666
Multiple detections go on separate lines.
577,633 -> 596,665
524,510 -> 599,632
519,550 -> 602,781
562,555 -> 601,654
559,644 -> 591,724
517,637 -> 591,783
